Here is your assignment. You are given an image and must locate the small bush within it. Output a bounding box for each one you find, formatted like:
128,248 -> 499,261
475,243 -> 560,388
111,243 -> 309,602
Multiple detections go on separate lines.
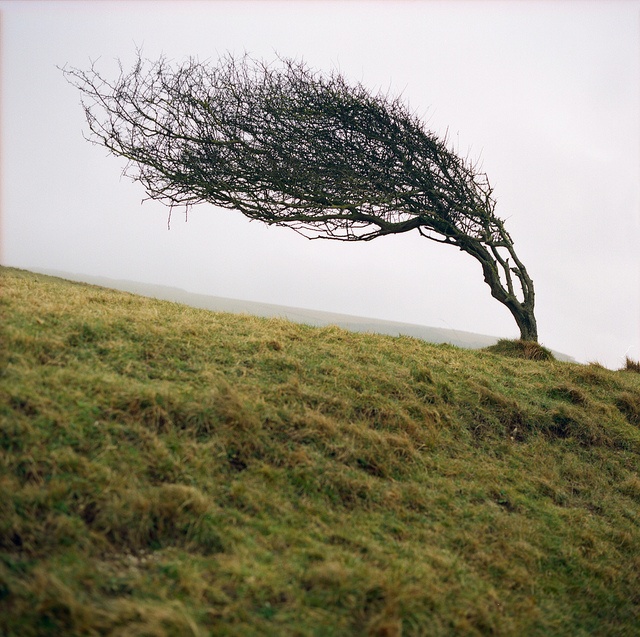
485,339 -> 555,361
622,357 -> 640,374
3,267 -> 640,637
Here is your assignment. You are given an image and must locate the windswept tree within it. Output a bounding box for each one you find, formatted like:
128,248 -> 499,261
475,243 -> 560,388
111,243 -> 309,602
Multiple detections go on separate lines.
63,54 -> 538,341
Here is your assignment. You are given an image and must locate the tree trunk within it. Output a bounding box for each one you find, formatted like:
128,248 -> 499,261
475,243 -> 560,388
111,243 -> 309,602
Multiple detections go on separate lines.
463,239 -> 538,343
504,298 -> 538,342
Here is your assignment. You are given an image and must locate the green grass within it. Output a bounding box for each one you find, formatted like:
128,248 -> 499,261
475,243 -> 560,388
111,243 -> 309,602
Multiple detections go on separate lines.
1,266 -> 639,636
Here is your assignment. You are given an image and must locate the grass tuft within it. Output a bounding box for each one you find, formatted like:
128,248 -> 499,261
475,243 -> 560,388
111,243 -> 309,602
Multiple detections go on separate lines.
623,356 -> 640,373
1,266 -> 640,636
485,338 -> 555,361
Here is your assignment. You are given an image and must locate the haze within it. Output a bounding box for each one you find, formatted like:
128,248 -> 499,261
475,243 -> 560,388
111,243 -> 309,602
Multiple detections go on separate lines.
1,1 -> 638,368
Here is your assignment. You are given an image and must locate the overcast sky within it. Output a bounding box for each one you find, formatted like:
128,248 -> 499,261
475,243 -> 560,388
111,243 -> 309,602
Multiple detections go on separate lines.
1,0 -> 639,368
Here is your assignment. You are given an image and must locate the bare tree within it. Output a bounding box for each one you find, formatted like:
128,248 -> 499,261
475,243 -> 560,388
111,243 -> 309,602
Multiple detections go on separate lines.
62,53 -> 538,342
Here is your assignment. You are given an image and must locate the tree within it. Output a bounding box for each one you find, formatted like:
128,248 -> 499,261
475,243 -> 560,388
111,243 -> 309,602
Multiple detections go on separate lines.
62,53 -> 538,342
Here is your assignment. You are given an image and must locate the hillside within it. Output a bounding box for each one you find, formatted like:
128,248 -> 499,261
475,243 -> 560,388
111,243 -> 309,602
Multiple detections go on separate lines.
1,266 -> 639,636
30,268 -> 541,356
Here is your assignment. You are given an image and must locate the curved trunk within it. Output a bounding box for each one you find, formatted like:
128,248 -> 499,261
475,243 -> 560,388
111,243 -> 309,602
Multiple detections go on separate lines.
503,296 -> 538,342
461,237 -> 538,342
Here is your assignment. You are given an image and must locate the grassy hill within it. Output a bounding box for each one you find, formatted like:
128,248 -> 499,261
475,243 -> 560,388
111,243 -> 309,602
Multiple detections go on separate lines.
1,266 -> 639,636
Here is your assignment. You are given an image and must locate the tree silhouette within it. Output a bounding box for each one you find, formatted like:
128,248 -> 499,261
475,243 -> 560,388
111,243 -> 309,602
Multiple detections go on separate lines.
63,53 -> 538,341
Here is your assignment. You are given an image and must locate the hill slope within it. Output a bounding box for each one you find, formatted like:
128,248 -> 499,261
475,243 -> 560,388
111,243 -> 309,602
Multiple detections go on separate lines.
30,268 -> 575,360
1,267 -> 639,636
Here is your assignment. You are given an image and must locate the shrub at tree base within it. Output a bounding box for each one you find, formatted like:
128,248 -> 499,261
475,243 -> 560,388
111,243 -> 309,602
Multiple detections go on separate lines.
485,339 -> 555,361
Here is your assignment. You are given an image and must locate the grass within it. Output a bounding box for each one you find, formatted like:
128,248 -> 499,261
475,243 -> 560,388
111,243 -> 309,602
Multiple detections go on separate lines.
624,357 -> 640,374
1,265 -> 639,636
485,339 -> 555,361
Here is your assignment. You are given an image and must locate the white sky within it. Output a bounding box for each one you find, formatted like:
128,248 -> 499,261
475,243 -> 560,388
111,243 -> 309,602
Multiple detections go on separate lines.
1,0 -> 639,368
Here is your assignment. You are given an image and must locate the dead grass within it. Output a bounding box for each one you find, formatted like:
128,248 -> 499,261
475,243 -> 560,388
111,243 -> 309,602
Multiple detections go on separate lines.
1,266 -> 640,636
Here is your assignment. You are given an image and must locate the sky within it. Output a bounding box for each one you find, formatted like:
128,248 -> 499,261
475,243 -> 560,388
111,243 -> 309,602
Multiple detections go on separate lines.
1,0 -> 639,368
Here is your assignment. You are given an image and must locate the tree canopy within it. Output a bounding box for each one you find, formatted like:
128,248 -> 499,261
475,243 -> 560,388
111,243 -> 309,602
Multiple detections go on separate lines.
63,53 -> 538,341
